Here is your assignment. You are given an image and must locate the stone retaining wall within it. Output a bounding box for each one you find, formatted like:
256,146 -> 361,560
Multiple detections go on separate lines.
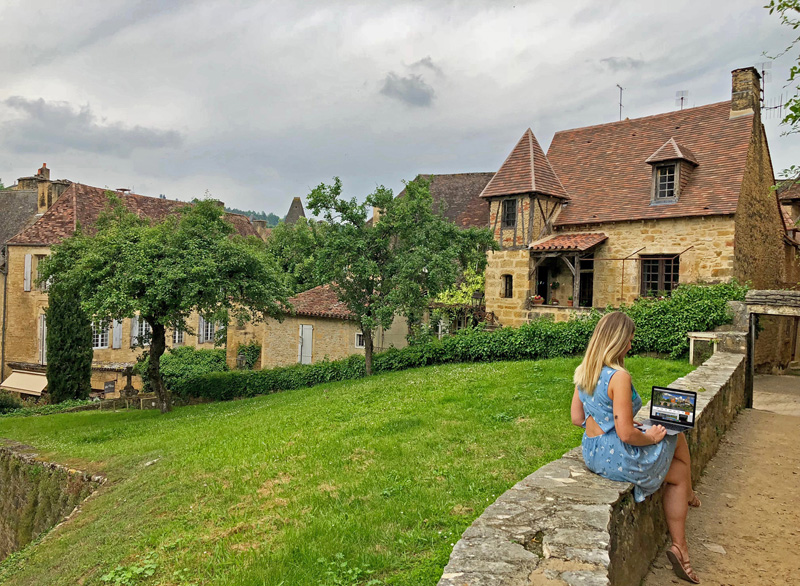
438,351 -> 746,586
0,441 -> 105,561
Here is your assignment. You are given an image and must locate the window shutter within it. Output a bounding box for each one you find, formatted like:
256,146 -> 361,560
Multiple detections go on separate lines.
112,320 -> 123,349
198,316 -> 205,344
23,254 -> 32,291
130,316 -> 138,347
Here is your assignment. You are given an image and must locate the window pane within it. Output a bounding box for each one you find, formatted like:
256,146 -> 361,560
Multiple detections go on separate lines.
502,199 -> 516,227
656,165 -> 676,199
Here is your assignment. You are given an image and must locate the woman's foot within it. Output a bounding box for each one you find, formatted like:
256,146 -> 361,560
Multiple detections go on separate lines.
666,544 -> 700,584
689,491 -> 701,508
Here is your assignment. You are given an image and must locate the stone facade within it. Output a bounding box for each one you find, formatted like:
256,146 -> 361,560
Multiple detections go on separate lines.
2,243 -> 225,393
255,314 -> 407,369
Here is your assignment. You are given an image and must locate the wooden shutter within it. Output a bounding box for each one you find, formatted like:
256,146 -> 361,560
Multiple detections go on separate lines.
39,314 -> 47,365
198,316 -> 205,344
130,316 -> 138,347
112,320 -> 123,349
23,254 -> 32,291
298,324 -> 313,364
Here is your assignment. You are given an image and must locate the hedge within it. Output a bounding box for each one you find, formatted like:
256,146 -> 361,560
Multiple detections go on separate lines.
171,282 -> 747,403
137,346 -> 228,394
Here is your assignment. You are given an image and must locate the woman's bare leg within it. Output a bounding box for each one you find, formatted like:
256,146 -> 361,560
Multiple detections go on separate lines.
664,457 -> 692,556
674,433 -> 699,506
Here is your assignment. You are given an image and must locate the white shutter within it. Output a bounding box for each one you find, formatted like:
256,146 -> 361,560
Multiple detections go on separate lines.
198,316 -> 205,344
130,316 -> 138,347
299,324 -> 313,364
112,320 -> 123,349
39,314 -> 47,364
23,254 -> 32,291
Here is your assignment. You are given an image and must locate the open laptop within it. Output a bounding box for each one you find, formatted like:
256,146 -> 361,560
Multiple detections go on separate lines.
638,387 -> 697,436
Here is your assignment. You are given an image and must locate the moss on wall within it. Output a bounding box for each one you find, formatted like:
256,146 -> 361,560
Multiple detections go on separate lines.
0,442 -> 102,561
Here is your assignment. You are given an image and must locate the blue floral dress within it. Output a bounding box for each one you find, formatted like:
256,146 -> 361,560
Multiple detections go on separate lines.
579,366 -> 677,502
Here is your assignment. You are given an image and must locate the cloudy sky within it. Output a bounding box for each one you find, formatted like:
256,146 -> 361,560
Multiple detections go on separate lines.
1,0 -> 798,215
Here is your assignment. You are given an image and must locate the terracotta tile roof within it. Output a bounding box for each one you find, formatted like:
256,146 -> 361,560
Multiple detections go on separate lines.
8,183 -> 259,245
398,173 -> 495,229
781,206 -> 797,232
480,128 -> 569,200
645,137 -> 698,165
777,178 -> 800,201
530,232 -> 607,252
549,102 -> 753,226
288,284 -> 354,320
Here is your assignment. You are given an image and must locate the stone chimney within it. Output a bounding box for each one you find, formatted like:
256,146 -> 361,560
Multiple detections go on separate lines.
36,164 -> 53,214
730,67 -> 761,119
372,206 -> 383,225
251,219 -> 269,240
37,163 -> 50,180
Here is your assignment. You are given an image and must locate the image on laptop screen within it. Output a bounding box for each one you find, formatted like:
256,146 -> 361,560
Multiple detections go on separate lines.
651,389 -> 695,424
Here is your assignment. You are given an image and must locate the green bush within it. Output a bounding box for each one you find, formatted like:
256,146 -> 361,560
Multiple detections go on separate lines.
175,283 -> 745,402
237,341 -> 261,369
137,346 -> 228,393
0,391 -> 23,414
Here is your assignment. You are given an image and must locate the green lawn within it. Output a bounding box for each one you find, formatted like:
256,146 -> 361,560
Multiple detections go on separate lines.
0,357 -> 692,586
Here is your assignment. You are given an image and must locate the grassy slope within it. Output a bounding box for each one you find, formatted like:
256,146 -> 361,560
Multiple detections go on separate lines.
0,357 -> 692,586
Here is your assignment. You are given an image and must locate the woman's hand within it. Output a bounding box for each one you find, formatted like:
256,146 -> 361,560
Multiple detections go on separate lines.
644,424 -> 667,444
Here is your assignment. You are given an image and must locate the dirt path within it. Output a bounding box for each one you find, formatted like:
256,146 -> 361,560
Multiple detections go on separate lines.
643,375 -> 800,586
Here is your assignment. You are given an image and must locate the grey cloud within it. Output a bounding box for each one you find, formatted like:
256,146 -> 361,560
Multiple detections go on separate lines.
600,56 -> 645,71
410,56 -> 444,77
379,73 -> 435,107
1,97 -> 183,156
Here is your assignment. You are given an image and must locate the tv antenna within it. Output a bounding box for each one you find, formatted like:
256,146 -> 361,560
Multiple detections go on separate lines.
616,84 -> 624,121
675,90 -> 689,110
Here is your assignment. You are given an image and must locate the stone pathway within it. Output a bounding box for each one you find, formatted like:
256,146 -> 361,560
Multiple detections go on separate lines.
643,374 -> 800,586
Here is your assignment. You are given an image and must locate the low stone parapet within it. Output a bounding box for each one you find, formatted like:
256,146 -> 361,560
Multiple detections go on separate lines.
438,352 -> 746,586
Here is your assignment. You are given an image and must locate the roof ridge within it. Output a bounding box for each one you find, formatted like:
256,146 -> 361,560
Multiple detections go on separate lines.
478,132 -> 530,198
550,100 -> 734,138
528,129 -> 535,192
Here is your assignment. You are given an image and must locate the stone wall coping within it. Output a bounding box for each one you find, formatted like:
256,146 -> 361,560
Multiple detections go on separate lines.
438,352 -> 745,586
0,440 -> 106,485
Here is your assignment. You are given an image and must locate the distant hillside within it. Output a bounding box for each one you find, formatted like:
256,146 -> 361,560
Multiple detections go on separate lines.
224,208 -> 281,226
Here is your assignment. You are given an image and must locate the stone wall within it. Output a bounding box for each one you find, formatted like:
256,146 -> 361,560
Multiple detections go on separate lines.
258,315 -> 407,369
733,123 -> 785,289
0,441 -> 104,562
438,351 -> 746,586
485,249 -> 532,327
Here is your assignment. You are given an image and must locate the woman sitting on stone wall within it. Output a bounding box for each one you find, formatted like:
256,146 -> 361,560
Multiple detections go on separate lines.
570,312 -> 701,584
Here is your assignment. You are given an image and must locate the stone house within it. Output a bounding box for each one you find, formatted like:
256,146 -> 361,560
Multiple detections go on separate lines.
0,180 -> 263,398
483,67 -> 798,329
231,173 -> 496,369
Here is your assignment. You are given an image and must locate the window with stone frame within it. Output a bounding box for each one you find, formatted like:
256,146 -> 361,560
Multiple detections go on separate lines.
654,164 -> 677,201
502,199 -> 517,227
204,319 -> 216,344
92,323 -> 109,349
502,274 -> 513,298
35,255 -> 51,291
173,328 -> 184,346
640,256 -> 680,296
355,332 -> 365,348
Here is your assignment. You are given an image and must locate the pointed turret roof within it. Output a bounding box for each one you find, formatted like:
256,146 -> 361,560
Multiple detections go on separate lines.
480,128 -> 569,199
645,137 -> 698,166
285,197 -> 306,225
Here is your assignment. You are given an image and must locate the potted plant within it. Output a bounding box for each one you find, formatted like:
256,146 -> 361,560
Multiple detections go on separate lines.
551,299 -> 559,305
550,280 -> 560,291
567,296 -> 574,307
531,294 -> 544,305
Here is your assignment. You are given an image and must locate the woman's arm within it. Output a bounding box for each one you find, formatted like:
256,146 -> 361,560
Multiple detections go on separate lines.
609,371 -> 666,446
571,386 -> 585,427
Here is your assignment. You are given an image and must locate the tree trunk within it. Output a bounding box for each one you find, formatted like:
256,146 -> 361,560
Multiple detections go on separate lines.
363,327 -> 374,376
147,321 -> 171,413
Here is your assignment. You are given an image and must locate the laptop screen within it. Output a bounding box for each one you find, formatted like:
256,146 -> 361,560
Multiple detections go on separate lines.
650,387 -> 696,425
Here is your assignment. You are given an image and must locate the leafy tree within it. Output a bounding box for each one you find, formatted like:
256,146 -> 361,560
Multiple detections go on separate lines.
265,217 -> 328,295
45,284 -> 93,403
767,1 -> 800,134
307,177 -> 496,375
39,195 -> 289,412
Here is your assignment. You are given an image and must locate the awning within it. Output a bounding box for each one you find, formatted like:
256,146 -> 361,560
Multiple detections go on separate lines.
530,232 -> 607,252
0,370 -> 48,396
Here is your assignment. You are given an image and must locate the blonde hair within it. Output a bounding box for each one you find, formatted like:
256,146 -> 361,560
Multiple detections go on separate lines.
573,312 -> 635,394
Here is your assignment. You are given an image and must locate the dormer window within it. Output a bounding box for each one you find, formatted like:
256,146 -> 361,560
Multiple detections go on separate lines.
646,138 -> 698,205
655,164 -> 676,200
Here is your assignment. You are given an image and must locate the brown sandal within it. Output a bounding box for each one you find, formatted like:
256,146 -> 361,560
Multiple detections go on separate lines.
666,544 -> 700,584
689,492 -> 701,508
